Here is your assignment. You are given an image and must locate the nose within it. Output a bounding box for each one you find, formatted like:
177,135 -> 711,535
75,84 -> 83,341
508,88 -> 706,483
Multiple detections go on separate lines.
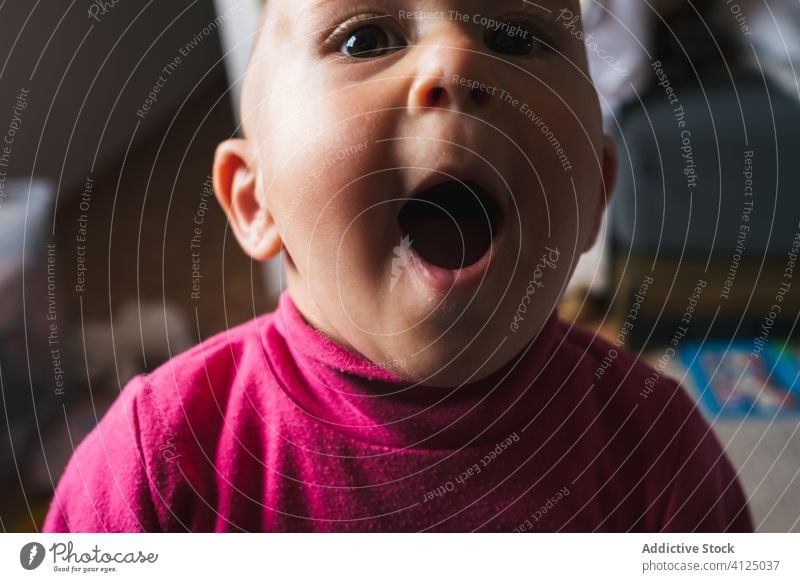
407,37 -> 500,114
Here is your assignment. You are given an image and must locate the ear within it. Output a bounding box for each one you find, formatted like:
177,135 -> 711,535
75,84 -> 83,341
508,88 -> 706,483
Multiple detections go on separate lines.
213,138 -> 282,261
583,134 -> 618,253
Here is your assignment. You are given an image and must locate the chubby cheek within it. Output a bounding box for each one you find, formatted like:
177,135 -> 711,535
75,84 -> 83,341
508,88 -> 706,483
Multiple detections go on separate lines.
267,123 -> 402,320
511,85 -> 602,267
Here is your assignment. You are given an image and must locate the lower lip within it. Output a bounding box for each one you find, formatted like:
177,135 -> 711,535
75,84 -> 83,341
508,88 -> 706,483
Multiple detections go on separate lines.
408,235 -> 500,293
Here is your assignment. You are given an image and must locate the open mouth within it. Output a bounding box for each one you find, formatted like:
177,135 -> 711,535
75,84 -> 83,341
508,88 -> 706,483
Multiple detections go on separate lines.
398,180 -> 502,270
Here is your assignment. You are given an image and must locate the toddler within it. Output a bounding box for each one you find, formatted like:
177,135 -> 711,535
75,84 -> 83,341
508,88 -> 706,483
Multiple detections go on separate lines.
45,0 -> 752,532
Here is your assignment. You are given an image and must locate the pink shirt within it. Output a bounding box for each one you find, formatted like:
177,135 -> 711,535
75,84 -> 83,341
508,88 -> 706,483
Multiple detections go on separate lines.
44,292 -> 753,532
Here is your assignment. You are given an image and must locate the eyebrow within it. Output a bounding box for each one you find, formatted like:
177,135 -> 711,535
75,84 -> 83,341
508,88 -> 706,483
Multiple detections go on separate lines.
310,0 -> 351,8
301,0 -> 577,23
304,0 -> 577,14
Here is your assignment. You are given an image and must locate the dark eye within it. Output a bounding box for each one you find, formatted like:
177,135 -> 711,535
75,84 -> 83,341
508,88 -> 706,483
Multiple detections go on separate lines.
484,24 -> 543,56
340,25 -> 406,59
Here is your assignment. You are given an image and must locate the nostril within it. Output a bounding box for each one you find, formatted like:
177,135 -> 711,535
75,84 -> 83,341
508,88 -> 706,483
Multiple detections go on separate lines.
416,81 -> 493,110
470,87 -> 492,106
428,86 -> 446,106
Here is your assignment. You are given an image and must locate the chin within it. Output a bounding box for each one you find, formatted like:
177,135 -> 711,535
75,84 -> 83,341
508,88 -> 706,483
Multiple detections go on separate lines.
393,327 -> 510,387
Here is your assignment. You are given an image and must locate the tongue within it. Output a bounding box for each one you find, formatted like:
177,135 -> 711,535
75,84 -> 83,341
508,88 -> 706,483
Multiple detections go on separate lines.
398,181 -> 497,270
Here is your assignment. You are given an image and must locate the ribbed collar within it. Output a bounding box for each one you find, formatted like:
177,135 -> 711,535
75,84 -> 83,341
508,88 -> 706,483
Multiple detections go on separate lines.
264,291 -> 563,450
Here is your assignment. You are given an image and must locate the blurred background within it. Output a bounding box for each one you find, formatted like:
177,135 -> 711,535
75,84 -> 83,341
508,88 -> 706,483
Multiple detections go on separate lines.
0,0 -> 798,531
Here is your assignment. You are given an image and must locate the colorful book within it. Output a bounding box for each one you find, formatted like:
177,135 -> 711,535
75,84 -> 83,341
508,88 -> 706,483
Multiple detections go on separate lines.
678,341 -> 800,419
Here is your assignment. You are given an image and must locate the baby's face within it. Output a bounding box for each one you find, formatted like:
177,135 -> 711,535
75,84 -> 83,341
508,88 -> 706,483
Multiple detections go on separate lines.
218,0 -> 616,386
